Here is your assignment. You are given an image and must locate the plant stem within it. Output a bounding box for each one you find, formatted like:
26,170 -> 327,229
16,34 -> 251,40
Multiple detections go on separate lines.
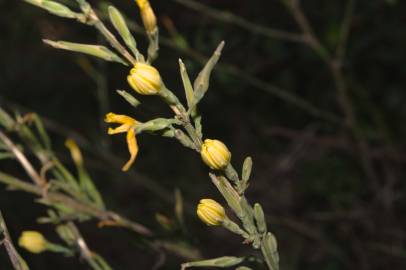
76,0 -> 136,65
0,211 -> 30,270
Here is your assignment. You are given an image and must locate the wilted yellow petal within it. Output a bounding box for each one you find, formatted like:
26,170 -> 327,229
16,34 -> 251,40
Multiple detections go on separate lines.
65,139 -> 83,166
122,128 -> 139,171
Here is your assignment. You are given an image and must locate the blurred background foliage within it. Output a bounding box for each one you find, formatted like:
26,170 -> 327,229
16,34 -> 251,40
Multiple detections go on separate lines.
1,0 -> 406,269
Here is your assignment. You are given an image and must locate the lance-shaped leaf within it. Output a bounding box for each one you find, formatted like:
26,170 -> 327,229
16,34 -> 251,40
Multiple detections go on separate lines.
190,41 -> 225,112
25,113 -> 51,151
147,30 -> 159,63
242,157 -> 252,183
239,197 -> 258,237
240,156 -> 252,192
116,90 -> 141,108
261,232 -> 280,270
135,118 -> 181,134
43,40 -> 127,65
179,59 -> 194,108
236,267 -> 253,270
209,174 -> 243,217
254,203 -> 267,233
179,59 -> 203,138
108,6 -> 143,61
181,256 -> 244,269
24,0 -> 80,19
0,107 -> 15,130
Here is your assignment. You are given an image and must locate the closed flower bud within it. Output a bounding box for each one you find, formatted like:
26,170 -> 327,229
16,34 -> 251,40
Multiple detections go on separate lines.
127,62 -> 162,95
140,1 -> 157,34
18,231 -> 47,254
201,139 -> 231,170
197,199 -> 226,226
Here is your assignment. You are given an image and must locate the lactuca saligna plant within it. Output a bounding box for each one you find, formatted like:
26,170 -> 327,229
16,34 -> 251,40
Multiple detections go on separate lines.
22,0 -> 280,269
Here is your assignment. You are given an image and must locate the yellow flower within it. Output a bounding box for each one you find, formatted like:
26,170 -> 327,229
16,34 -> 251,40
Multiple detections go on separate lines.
127,62 -> 162,95
135,0 -> 157,34
200,139 -> 231,170
18,231 -> 47,254
197,199 -> 226,226
104,113 -> 139,171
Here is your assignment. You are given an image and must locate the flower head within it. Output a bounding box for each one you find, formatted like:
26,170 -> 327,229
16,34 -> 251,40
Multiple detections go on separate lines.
127,62 -> 162,95
18,231 -> 47,254
200,139 -> 231,170
135,0 -> 157,34
197,199 -> 226,226
105,113 -> 139,171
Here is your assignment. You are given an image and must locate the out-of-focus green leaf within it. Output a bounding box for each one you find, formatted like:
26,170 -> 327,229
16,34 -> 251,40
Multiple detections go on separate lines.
43,40 -> 128,65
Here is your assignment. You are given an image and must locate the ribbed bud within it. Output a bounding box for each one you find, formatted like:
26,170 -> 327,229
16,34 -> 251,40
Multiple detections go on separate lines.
201,139 -> 231,170
18,231 -> 47,254
127,62 -> 162,95
197,199 -> 226,226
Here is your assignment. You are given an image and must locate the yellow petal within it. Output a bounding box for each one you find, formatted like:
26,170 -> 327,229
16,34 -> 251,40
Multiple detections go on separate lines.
122,128 -> 139,171
104,112 -> 137,125
135,0 -> 148,9
108,124 -> 131,135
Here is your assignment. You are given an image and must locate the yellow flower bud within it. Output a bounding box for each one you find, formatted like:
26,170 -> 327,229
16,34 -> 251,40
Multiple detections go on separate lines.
200,139 -> 231,170
18,231 -> 47,254
140,1 -> 157,34
197,199 -> 226,226
127,62 -> 162,95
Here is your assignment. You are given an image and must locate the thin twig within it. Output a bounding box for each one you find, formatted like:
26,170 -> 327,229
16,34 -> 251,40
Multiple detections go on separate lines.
336,0 -> 355,60
101,13 -> 340,123
0,171 -> 152,236
0,130 -> 46,187
284,0 -> 378,183
172,0 -> 304,43
0,211 -> 30,270
76,0 -> 136,65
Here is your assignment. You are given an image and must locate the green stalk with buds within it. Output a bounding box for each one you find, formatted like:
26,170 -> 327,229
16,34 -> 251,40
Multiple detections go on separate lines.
12,0 -> 281,269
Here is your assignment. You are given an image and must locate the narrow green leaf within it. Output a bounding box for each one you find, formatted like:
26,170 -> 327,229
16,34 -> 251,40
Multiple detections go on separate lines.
116,90 -> 141,108
135,118 -> 181,134
190,41 -> 225,111
254,203 -> 267,233
108,6 -> 143,61
242,156 -> 252,183
30,113 -> 52,150
0,107 -> 15,130
178,59 -> 203,138
182,256 -> 244,269
179,59 -> 194,108
78,167 -> 105,209
261,232 -> 279,270
41,1 -> 78,18
51,159 -> 81,193
43,40 -> 128,65
147,30 -> 159,63
0,152 -> 15,160
209,174 -> 243,217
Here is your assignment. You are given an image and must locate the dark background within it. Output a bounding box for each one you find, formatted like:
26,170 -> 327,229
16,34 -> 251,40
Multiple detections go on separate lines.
1,0 -> 406,269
